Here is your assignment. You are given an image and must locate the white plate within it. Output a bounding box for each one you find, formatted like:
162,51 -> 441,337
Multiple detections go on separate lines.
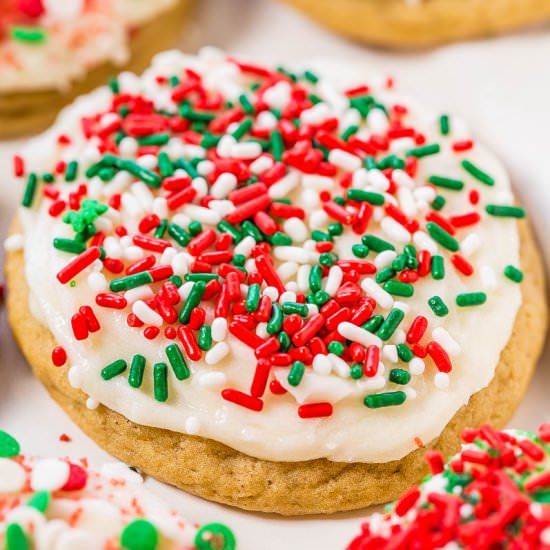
0,1 -> 549,548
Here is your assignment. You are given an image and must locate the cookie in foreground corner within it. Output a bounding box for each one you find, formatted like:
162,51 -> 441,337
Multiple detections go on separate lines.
282,0 -> 550,47
0,0 -> 191,138
5,47 -> 548,515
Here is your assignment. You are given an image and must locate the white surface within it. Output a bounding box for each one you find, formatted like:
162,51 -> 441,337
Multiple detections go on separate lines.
0,1 -> 549,548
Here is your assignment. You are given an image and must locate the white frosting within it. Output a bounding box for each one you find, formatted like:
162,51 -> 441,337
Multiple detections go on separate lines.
17,49 -> 522,463
0,455 -> 197,549
0,0 -> 178,93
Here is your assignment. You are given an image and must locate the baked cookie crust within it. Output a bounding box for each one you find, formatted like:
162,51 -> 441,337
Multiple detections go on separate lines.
282,0 -> 550,47
6,218 -> 547,515
0,0 -> 191,139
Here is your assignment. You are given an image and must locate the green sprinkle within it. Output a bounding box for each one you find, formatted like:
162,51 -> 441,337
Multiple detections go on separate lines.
341,124 -> 359,141
0,431 -> 20,457
117,159 -> 161,189
439,114 -> 450,136
217,221 -> 243,243
101,359 -> 127,381
311,230 -> 332,243
384,280 -> 414,297
327,222 -> 343,236
168,223 -> 191,246
27,491 -> 50,513
397,343 -> 414,362
303,70 -> 319,84
375,266 -> 396,284
194,523 -> 236,550
363,315 -> 384,333
364,391 -> 406,408
378,309 -> 405,341
504,265 -> 524,283
179,281 -> 206,323
184,273 -> 219,282
110,271 -> 153,292
238,93 -> 255,114
406,143 -> 440,158
461,160 -> 495,186
120,519 -> 159,550
128,355 -> 146,388
153,363 -> 168,402
169,275 -> 182,287
267,303 -> 283,334
431,255 -> 445,280
271,231 -> 292,246
362,234 -> 395,253
241,220 -> 263,242
278,331 -> 291,352
232,118 -> 252,140
65,161 -> 79,182
270,129 -> 284,161
6,523 -> 28,550
53,238 -> 86,255
10,26 -> 46,43
431,195 -> 446,211
352,244 -> 369,258
389,368 -> 411,385
392,255 -> 407,272
21,173 -> 37,208
165,344 -> 190,380
426,222 -> 459,252
428,175 -> 464,191
327,341 -> 344,355
485,204 -> 526,218
281,302 -> 308,316
456,292 -> 487,307
246,283 -> 261,312
198,326 -> 212,351
350,363 -> 364,379
154,220 -> 168,239
288,361 -> 305,386
312,290 -> 330,306
428,295 -> 449,317
347,188 -> 385,205
319,252 -> 337,267
188,220 -> 203,236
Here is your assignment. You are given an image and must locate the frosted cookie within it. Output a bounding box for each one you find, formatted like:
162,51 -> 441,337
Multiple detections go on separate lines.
346,423 -> 550,549
0,0 -> 190,138
282,0 -> 550,48
6,48 -> 547,515
0,430 -> 235,549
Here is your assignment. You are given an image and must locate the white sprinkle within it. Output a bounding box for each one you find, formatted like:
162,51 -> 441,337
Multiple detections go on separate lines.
540,527 -> 550,545
278,261 -> 299,281
283,217 -> 308,243
382,345 -> 398,363
205,342 -> 230,365
393,329 -> 406,344
132,181 -> 154,209
102,237 -> 122,259
262,286 -> 279,301
231,141 -> 263,160
86,397 -> 99,410
480,265 -> 498,290
211,318 -> 228,342
325,266 -> 343,296
121,193 -> 143,218
367,108 -> 389,134
273,246 -> 315,264
87,272 -> 107,292
132,300 -> 163,327
302,174 -> 334,191
361,278 -> 394,309
191,177 -> 209,199
375,250 -> 397,270
414,186 -> 437,203
394,301 -> 410,315
285,281 -> 298,293
122,245 -> 144,262
434,372 -> 450,389
182,204 -> 221,225
301,188 -> 320,208
31,459 -> 70,491
337,321 -> 382,347
250,155 -> 273,175
280,290 -> 297,303
409,358 -> 425,375
137,154 -> 157,170
268,171 -> 300,199
255,111 -> 278,130
392,169 -> 415,189
263,80 -> 291,109
160,246 -> 177,265
234,235 -> 256,257
297,264 -> 311,292
390,137 -> 415,154
119,137 -> 138,157
4,234 -> 23,251
216,134 -> 236,157
312,354 -> 332,375
185,416 -> 201,435
413,231 -> 438,255
171,252 -> 190,276
432,327 -> 461,356
380,217 -> 411,244
366,169 -> 390,192
68,366 -> 81,389
0,459 -> 26,492
178,281 -> 194,301
197,160 -> 215,176
397,186 -> 417,218
309,209 -> 328,229
300,102 -> 331,125
460,233 -> 481,257
256,322 -> 269,339
405,387 -> 417,400
210,172 -> 238,199
329,353 -> 351,378
328,149 -> 361,171
351,168 -> 369,189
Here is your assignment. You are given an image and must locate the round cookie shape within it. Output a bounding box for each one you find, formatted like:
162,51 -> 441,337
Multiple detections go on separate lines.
0,430 -> 236,549
6,48 -> 547,514
347,423 -> 550,549
282,0 -> 550,48
0,0 -> 190,137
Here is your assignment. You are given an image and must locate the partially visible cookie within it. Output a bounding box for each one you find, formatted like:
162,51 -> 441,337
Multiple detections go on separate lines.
0,0 -> 191,138
346,423 -> 550,549
0,430 -> 236,550
282,0 -> 550,47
